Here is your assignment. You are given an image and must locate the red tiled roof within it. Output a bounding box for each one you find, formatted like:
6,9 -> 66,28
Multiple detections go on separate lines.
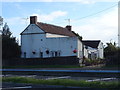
37,22 -> 76,37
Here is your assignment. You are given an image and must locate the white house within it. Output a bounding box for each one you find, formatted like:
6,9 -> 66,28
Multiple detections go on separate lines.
20,16 -> 83,60
83,40 -> 104,59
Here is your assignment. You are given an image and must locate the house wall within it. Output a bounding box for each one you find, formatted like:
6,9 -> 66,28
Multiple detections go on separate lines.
21,24 -> 82,58
46,37 -> 78,58
98,42 -> 104,59
77,39 -> 83,59
22,24 -> 44,34
83,42 -> 104,59
21,34 -> 46,58
46,33 -> 68,38
21,36 -> 78,58
83,46 -> 88,58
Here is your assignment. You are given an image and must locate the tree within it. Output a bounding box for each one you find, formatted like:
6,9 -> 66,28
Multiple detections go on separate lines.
72,31 -> 82,41
0,16 -> 3,34
104,42 -> 117,57
2,23 -> 12,37
104,42 -> 120,65
2,23 -> 21,59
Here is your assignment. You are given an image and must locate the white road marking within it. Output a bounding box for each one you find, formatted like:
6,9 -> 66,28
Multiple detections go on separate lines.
46,76 -> 71,80
2,86 -> 32,89
87,77 -> 117,82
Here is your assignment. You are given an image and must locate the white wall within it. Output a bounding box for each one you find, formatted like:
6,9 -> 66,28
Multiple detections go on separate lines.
21,36 -> 78,58
77,39 -> 83,58
21,34 -> 46,58
21,24 -> 81,58
98,42 -> 104,59
46,33 -> 68,38
46,37 -> 78,58
83,46 -> 88,58
22,24 -> 44,34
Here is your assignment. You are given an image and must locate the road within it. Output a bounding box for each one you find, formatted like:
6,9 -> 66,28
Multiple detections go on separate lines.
2,82 -> 109,90
1,69 -> 120,89
1,69 -> 120,77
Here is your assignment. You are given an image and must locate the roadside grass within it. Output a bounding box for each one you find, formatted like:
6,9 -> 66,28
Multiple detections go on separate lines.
100,65 -> 120,70
3,65 -> 83,69
2,76 -> 120,88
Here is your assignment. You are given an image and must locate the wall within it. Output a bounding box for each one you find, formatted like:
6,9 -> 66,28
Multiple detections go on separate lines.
77,39 -> 83,58
21,24 -> 80,58
98,42 -> 104,59
83,45 -> 88,58
3,56 -> 79,66
46,37 -> 78,58
46,33 -> 68,38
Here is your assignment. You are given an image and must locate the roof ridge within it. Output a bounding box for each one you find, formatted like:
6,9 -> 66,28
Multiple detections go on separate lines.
36,22 -> 76,37
37,22 -> 67,30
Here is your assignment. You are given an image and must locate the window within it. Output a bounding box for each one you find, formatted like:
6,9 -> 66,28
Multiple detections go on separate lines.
55,52 -> 57,57
58,52 -> 61,56
51,51 -> 54,57
23,52 -> 26,58
40,52 -> 43,58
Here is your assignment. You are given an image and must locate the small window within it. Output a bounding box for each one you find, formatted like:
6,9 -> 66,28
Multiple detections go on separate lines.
40,52 -> 43,58
23,52 -> 26,58
58,52 -> 60,56
41,39 -> 43,41
55,52 -> 57,57
51,51 -> 54,57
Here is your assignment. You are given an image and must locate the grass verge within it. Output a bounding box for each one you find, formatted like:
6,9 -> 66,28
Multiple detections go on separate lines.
2,76 -> 120,88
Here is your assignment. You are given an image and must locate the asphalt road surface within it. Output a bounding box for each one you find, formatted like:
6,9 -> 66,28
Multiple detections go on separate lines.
1,69 -> 120,90
2,82 -> 109,90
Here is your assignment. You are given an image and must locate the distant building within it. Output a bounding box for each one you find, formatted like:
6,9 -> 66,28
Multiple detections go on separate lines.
82,40 -> 104,59
20,16 -> 83,61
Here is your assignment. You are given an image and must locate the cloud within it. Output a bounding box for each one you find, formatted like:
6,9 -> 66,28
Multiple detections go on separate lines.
32,11 -> 67,22
73,7 -> 118,44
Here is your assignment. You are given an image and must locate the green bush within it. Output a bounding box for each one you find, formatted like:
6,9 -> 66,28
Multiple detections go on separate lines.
84,58 -> 104,66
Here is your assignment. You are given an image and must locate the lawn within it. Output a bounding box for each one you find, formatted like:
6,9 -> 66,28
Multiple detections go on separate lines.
2,76 -> 120,89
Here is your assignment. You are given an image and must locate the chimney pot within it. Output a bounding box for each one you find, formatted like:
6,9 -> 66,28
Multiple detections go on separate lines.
66,25 -> 72,31
30,16 -> 37,24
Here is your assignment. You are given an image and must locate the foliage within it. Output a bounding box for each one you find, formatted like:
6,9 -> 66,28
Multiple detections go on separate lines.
2,23 -> 21,59
83,58 -> 105,66
104,42 -> 120,66
72,31 -> 82,40
2,76 -> 120,89
104,42 -> 118,57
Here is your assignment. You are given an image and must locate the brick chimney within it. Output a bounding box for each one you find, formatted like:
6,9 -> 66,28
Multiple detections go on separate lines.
66,25 -> 72,31
30,16 -> 37,24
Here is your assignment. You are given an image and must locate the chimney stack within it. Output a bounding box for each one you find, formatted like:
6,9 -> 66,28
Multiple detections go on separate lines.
30,16 -> 37,24
66,25 -> 72,31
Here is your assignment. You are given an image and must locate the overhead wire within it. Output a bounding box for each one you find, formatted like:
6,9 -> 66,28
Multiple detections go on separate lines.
53,3 -> 118,25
